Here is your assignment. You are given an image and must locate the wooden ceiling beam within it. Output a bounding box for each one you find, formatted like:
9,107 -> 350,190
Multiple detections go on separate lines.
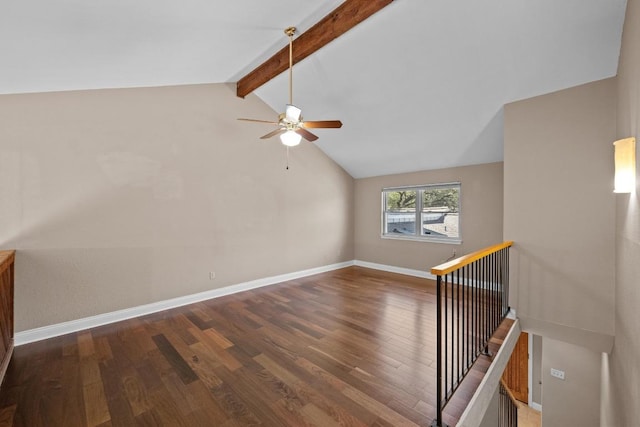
236,0 -> 394,98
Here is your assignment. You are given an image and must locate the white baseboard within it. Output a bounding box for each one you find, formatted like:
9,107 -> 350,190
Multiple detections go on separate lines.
353,260 -> 437,280
530,402 -> 542,412
15,260 -> 355,346
352,260 -> 504,294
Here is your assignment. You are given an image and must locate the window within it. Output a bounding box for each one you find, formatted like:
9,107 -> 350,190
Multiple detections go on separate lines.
382,183 -> 461,243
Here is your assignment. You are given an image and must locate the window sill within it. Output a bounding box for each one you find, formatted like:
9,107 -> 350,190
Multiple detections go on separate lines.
381,234 -> 462,245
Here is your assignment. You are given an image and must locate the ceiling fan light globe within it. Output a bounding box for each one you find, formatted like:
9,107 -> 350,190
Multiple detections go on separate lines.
281,130 -> 302,147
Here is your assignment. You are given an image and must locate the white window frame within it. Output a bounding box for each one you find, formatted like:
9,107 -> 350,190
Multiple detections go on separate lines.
381,182 -> 462,244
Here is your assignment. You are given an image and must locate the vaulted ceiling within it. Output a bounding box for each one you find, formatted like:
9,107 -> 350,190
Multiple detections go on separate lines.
0,0 -> 627,178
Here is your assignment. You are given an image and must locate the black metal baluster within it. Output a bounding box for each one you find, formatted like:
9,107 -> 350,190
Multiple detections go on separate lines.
473,262 -> 481,359
456,268 -> 461,384
434,274 -> 443,427
463,264 -> 468,373
492,252 -> 496,331
483,256 -> 488,354
506,248 -> 510,315
449,272 -> 454,396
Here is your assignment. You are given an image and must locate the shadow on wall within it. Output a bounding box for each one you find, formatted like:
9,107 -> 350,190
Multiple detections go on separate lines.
0,151 -> 212,250
454,107 -> 505,166
510,245 -> 614,342
0,153 -> 117,248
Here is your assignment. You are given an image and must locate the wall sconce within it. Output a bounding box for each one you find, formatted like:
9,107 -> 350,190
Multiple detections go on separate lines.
613,137 -> 636,193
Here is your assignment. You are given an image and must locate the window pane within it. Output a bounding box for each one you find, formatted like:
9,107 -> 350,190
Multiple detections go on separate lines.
385,212 -> 416,235
422,187 -> 459,238
385,190 -> 416,211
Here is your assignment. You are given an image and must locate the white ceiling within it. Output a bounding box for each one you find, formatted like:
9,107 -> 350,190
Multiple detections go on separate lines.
0,0 -> 627,178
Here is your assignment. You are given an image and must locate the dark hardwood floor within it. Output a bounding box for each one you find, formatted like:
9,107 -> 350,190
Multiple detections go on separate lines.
0,266 -> 513,427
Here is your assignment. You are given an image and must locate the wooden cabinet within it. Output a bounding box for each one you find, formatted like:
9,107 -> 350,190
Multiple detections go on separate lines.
0,251 -> 14,387
502,331 -> 529,403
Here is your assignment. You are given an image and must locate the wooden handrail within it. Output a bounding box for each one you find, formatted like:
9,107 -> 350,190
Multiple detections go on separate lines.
0,251 -> 15,274
500,378 -> 520,405
431,241 -> 513,276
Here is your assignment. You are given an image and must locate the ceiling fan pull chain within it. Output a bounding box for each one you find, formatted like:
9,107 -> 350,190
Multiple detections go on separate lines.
286,146 -> 290,170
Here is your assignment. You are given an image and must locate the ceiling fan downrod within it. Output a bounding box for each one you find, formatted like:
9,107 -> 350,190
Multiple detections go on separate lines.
285,26 -> 295,105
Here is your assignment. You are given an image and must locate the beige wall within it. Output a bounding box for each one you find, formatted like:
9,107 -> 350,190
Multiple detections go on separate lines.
504,79 -> 617,426
354,162 -> 504,272
478,386 -> 499,427
541,338 -> 601,427
608,0 -> 640,424
0,83 -> 354,331
504,78 -> 617,348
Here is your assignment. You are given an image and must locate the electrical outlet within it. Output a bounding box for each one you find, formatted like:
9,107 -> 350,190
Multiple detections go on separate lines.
209,272 -> 216,280
550,368 -> 565,380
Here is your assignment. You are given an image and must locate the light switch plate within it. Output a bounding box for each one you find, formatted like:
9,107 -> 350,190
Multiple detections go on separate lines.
550,368 -> 565,380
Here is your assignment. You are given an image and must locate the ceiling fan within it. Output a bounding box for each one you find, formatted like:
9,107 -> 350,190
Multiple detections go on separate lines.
238,27 -> 343,147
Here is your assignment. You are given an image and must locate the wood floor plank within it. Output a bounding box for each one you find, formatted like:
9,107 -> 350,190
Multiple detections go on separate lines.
0,404 -> 16,426
81,357 -> 102,387
151,334 -> 198,385
184,342 -> 224,389
145,386 -> 192,427
158,372 -> 194,418
210,381 -> 263,425
342,385 -> 419,427
121,369 -> 153,417
133,359 -> 164,393
184,380 -> 229,424
82,381 -> 111,427
213,366 -> 286,426
202,327 -> 235,349
94,336 -> 114,362
254,353 -> 302,388
187,328 -> 242,372
292,379 -> 375,426
256,349 -> 375,426
61,345 -> 87,427
300,403 -> 342,427
224,343 -> 265,374
102,396 -> 135,427
0,266 -> 515,426
268,398 -> 314,427
78,332 -> 96,359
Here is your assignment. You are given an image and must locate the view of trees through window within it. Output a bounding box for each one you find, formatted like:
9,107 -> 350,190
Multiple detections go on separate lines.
383,184 -> 460,241
423,188 -> 459,212
385,190 -> 416,211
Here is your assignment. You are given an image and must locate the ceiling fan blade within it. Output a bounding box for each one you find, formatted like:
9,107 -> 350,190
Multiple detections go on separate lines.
296,128 -> 319,142
301,120 -> 343,129
238,118 -> 279,124
260,128 -> 286,139
285,104 -> 302,122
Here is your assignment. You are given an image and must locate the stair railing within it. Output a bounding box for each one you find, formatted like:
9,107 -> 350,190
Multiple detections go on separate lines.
499,379 -> 519,427
430,241 -> 512,427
